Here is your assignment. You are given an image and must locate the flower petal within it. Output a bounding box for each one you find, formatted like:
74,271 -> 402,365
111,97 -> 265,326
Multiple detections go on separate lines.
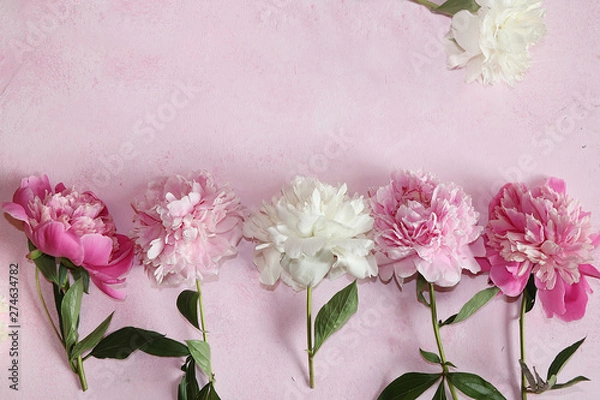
489,258 -> 530,297
2,202 -> 28,222
80,234 -> 113,267
32,221 -> 84,265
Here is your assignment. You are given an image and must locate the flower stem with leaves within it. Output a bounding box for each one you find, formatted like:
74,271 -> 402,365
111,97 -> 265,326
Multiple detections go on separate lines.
304,281 -> 359,389
379,276 -> 506,400
429,283 -> 459,400
30,244 -> 117,392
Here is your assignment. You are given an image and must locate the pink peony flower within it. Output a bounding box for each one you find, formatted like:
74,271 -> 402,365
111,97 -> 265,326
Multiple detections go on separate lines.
370,170 -> 483,287
131,172 -> 245,287
484,178 -> 600,321
3,174 -> 134,300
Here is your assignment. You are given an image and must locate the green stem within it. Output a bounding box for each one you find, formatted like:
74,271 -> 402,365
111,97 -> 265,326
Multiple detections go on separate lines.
520,293 -> 528,400
429,283 -> 458,400
307,286 -> 315,389
196,279 -> 214,383
196,280 -> 208,343
76,355 -> 88,391
35,268 -> 63,344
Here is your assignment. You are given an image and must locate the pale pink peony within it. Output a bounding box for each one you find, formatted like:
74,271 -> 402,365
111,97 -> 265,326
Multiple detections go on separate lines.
131,172 -> 245,287
370,170 -> 483,287
484,178 -> 600,321
3,174 -> 134,300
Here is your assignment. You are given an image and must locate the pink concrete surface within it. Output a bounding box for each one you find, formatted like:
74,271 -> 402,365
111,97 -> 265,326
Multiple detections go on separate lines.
1,1 -> 599,399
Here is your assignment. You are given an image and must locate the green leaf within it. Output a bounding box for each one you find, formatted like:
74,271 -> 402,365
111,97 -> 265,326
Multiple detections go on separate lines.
444,361 -> 457,369
29,241 -> 59,285
547,337 -> 586,380
313,280 -> 359,355
70,267 -> 91,294
70,312 -> 114,360
58,262 -> 69,289
435,0 -> 480,16
52,282 -> 66,342
378,372 -> 442,400
447,372 -> 506,400
178,374 -> 188,400
198,382 -> 222,400
524,275 -> 537,313
416,274 -> 430,308
177,290 -> 201,330
184,357 -> 200,400
442,287 -> 500,326
433,379 -> 447,400
90,327 -> 169,359
551,376 -> 590,390
440,314 -> 456,326
419,348 -> 441,365
186,340 -> 212,379
141,336 -> 190,357
61,279 -> 84,353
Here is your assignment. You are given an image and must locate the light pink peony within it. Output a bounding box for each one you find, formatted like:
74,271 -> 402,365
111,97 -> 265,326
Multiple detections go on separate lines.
131,172 -> 245,287
3,174 -> 134,299
370,170 -> 483,287
484,178 -> 600,321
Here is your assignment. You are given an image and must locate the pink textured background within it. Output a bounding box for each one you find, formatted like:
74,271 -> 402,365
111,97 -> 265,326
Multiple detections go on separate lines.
1,1 -> 599,399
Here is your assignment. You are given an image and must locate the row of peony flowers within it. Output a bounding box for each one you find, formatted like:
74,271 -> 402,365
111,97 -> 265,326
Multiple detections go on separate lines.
3,171 -> 598,399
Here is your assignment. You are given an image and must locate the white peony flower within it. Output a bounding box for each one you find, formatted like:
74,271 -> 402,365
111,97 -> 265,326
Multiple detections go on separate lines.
444,0 -> 546,85
243,176 -> 377,291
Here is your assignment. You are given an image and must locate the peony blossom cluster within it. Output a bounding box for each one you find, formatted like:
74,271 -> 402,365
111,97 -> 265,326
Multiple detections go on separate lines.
3,174 -> 134,299
484,178 -> 600,321
131,172 -> 245,287
444,0 -> 546,85
370,170 -> 483,287
243,176 -> 377,291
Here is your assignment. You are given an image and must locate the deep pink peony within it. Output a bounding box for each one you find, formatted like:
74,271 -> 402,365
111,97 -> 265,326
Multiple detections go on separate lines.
484,178 -> 600,321
3,174 -> 134,300
131,172 -> 245,287
370,170 -> 483,287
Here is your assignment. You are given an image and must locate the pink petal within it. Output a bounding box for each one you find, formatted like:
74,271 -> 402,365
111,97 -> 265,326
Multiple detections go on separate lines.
90,276 -> 126,300
80,234 -> 113,267
32,221 -> 84,265
476,256 -> 492,273
468,237 -> 486,258
13,175 -> 52,207
391,256 -> 419,279
489,259 -> 530,297
538,275 -> 590,322
87,234 -> 134,279
378,263 -> 395,282
2,202 -> 28,222
590,233 -> 600,248
546,177 -> 566,195
580,263 -> 600,279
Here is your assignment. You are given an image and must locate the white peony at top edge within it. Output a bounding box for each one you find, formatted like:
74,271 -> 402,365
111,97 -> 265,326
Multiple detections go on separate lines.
444,0 -> 546,85
243,176 -> 377,291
